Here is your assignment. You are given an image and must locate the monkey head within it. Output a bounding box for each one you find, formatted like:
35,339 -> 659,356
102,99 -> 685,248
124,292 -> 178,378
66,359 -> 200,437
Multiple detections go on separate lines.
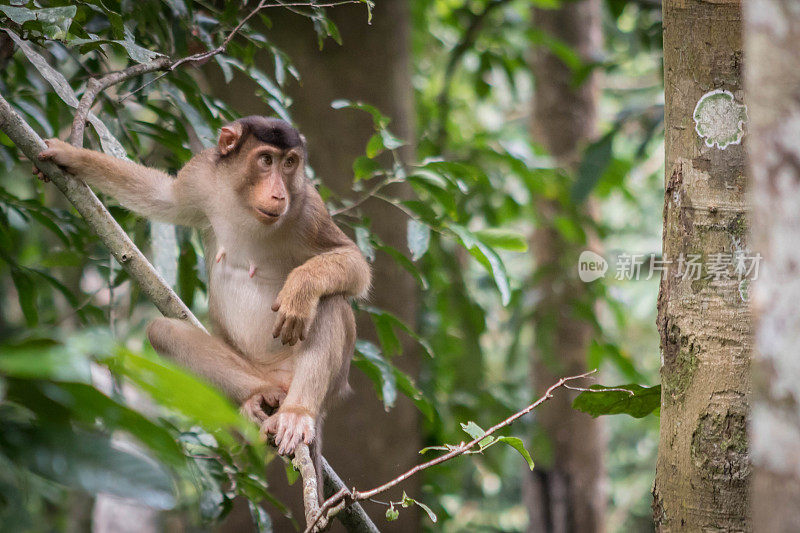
217,116 -> 307,226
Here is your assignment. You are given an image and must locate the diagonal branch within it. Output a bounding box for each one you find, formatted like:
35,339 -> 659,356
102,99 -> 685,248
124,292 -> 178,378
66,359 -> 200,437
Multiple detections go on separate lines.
304,370 -> 600,532
0,93 -> 377,533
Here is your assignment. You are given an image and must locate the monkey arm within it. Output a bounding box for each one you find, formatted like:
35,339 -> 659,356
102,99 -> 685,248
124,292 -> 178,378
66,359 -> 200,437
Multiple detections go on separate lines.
272,243 -> 369,345
271,192 -> 371,346
38,138 -> 206,226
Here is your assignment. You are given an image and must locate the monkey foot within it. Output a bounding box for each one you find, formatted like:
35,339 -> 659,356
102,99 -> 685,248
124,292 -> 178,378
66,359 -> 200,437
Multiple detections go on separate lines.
240,389 -> 286,424
262,408 -> 315,455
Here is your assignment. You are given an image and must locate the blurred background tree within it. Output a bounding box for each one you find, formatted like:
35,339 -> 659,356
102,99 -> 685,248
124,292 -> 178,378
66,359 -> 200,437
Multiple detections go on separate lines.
0,0 -> 666,532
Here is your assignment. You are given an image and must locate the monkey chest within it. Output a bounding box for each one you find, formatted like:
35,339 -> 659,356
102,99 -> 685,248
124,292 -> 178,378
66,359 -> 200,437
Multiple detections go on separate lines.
208,262 -> 290,362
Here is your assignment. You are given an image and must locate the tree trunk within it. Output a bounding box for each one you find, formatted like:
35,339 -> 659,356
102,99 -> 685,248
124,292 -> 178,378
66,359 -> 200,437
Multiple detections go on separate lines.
525,1 -> 607,532
208,2 -> 420,531
745,1 -> 800,531
653,1 -> 751,531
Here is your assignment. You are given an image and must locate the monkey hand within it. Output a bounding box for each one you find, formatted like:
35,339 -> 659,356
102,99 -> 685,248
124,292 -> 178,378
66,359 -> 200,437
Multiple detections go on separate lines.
36,138 -> 81,176
261,406 -> 315,455
271,282 -> 319,346
240,388 -> 287,424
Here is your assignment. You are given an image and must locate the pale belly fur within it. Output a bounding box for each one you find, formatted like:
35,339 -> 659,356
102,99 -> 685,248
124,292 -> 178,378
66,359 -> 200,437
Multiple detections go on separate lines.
208,259 -> 297,368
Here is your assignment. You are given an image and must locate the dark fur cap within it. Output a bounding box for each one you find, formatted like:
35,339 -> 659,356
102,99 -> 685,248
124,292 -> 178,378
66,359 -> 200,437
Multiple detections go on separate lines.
236,116 -> 304,151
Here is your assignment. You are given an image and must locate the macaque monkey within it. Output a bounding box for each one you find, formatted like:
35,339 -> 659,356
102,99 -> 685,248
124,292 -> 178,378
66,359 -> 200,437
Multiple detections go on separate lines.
37,117 -> 370,459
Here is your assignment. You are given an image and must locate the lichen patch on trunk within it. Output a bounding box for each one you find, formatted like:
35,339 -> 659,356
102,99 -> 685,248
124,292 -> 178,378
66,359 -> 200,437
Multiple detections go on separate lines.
693,90 -> 747,149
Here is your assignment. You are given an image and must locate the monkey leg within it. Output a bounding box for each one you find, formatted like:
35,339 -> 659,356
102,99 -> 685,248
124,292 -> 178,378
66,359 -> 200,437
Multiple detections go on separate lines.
264,296 -> 353,456
146,318 -> 285,422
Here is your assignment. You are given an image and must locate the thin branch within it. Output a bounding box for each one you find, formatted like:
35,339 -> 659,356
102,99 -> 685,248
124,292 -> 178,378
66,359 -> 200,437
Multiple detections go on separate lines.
293,444 -> 327,532
330,176 -> 402,217
68,0 -> 367,139
304,370 -> 599,532
120,0 -> 368,101
0,93 -> 378,533
69,57 -> 171,146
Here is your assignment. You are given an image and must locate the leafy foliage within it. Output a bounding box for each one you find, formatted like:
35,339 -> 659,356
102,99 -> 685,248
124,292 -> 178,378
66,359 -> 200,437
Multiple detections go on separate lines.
572,384 -> 661,419
0,0 -> 666,530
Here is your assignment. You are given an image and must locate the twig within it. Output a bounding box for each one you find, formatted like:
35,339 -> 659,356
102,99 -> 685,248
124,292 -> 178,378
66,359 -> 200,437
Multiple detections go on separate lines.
68,0 -> 367,136
330,176 -> 401,217
304,370 -> 599,532
562,383 -> 635,395
293,444 -> 326,532
0,94 -> 379,533
69,58 -> 171,145
120,0 -> 368,101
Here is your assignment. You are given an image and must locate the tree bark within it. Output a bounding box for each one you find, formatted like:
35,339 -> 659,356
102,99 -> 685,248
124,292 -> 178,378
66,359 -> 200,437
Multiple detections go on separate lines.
208,2 -> 420,531
744,1 -> 800,531
653,1 -> 751,531
525,1 -> 607,532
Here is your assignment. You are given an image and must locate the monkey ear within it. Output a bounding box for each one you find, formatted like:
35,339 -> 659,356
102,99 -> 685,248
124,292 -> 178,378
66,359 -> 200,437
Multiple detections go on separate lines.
218,124 -> 242,155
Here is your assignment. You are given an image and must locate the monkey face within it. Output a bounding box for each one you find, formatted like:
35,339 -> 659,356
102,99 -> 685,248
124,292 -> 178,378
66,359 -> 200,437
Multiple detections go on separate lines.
245,146 -> 303,225
216,117 -> 307,226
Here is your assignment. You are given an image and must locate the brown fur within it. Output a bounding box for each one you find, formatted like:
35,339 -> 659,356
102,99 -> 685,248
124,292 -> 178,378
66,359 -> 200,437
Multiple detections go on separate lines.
38,118 -> 370,460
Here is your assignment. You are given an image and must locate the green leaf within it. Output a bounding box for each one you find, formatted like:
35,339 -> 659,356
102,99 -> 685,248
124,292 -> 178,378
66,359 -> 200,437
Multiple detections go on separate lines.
35,382 -> 186,467
475,228 -> 528,252
373,312 -> 401,358
407,220 -> 430,261
354,226 -> 375,262
572,384 -> 661,418
0,6 -> 76,39
248,500 -> 274,533
110,348 -> 254,443
8,32 -> 79,107
496,436 -> 534,470
10,268 -> 38,326
393,365 -> 435,422
448,224 -> 512,306
375,242 -> 429,290
354,340 -> 396,410
400,492 -> 437,523
331,100 -> 389,129
0,339 -> 91,383
361,305 -> 434,358
0,423 -> 176,509
460,421 -> 493,448
68,37 -> 165,64
353,156 -> 381,182
380,128 -> 405,150
572,131 -> 615,203
366,133 -> 384,158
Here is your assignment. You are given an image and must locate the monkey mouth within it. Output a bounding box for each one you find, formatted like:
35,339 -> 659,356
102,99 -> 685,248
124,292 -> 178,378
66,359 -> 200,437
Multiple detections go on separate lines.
256,207 -> 282,219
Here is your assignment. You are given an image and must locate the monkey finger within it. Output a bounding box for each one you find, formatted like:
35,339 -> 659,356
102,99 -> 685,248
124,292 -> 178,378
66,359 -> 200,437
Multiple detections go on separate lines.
302,424 -> 315,445
277,424 -> 293,454
294,319 -> 304,343
280,428 -> 295,455
281,317 -> 296,345
272,314 -> 286,339
271,299 -> 281,312
287,433 -> 302,455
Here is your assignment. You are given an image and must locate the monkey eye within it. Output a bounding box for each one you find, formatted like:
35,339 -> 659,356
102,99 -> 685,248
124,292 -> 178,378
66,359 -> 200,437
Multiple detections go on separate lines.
284,156 -> 297,168
260,153 -> 273,166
